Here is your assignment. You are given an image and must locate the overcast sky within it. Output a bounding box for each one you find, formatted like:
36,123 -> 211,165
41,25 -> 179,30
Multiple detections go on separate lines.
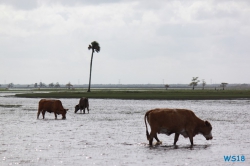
0,0 -> 250,85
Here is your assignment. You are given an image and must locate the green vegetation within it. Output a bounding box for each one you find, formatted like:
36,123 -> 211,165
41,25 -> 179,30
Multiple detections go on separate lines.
0,88 -> 8,91
14,89 -> 250,100
0,104 -> 22,108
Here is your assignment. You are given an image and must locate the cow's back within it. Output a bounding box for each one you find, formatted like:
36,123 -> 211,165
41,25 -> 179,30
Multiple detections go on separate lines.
79,97 -> 89,109
39,99 -> 63,113
147,109 -> 198,131
54,100 -> 64,110
39,99 -> 50,110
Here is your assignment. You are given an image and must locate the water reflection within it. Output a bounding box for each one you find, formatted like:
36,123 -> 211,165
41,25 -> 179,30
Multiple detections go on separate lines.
148,144 -> 211,151
0,95 -> 250,165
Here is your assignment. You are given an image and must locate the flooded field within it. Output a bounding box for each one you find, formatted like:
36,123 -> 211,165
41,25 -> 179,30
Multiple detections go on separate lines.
0,93 -> 249,165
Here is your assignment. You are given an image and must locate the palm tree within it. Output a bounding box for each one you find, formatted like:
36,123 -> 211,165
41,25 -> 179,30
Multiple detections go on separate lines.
87,41 -> 100,92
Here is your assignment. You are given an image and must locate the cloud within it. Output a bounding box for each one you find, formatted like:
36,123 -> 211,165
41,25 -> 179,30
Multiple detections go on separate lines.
0,0 -> 123,10
0,0 -> 38,10
0,0 -> 250,84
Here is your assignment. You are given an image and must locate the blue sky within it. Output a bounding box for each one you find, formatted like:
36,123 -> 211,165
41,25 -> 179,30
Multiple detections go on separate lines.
0,0 -> 250,85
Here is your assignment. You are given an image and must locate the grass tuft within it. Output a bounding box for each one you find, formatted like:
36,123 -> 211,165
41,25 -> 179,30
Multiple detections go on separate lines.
0,104 -> 22,108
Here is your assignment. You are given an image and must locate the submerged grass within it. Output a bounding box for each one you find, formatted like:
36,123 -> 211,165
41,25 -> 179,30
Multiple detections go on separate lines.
14,89 -> 250,100
0,104 -> 22,108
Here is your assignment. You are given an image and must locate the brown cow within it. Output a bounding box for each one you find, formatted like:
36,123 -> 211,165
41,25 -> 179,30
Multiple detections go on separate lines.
75,97 -> 89,114
37,99 -> 68,119
144,108 -> 213,146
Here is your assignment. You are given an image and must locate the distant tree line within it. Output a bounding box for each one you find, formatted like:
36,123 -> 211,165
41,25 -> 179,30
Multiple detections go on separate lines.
8,83 -> 14,88
32,82 -> 75,89
188,77 -> 228,90
34,82 -> 61,88
164,77 -> 228,90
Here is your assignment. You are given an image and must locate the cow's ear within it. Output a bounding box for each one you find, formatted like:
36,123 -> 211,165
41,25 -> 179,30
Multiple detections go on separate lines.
66,109 -> 69,111
205,121 -> 210,126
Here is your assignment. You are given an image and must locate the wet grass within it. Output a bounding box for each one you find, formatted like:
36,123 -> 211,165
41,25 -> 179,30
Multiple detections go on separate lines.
0,104 -> 22,108
14,89 -> 250,100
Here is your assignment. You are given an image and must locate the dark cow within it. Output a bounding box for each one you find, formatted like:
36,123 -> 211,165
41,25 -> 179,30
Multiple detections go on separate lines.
144,108 -> 213,146
37,99 -> 68,119
75,97 -> 89,114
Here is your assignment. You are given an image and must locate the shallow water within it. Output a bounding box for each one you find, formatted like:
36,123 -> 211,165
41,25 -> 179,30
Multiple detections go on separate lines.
0,93 -> 249,165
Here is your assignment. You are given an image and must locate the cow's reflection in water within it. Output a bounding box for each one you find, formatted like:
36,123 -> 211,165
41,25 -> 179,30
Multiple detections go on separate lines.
149,143 -> 211,151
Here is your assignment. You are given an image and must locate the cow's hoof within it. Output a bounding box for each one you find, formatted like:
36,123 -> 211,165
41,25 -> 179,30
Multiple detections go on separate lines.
155,141 -> 162,145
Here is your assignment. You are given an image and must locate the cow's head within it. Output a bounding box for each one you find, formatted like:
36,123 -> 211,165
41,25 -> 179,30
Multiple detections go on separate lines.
201,121 -> 213,140
62,109 -> 68,119
75,104 -> 79,113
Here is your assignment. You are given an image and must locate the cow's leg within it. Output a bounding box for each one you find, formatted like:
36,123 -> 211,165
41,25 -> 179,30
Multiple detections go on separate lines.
37,109 -> 41,119
174,133 -> 180,145
42,110 -> 45,119
87,106 -> 89,113
148,128 -> 158,146
154,135 -> 162,145
83,108 -> 85,114
54,112 -> 57,119
187,132 -> 194,145
149,138 -> 153,146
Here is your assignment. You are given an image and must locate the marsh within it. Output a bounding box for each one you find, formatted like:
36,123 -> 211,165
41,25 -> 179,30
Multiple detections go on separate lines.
0,93 -> 250,165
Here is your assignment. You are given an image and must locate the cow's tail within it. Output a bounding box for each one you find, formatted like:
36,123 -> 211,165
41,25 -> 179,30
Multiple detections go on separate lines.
144,110 -> 151,140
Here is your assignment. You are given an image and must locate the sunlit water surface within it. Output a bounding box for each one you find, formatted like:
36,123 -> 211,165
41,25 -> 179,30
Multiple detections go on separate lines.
0,93 -> 249,165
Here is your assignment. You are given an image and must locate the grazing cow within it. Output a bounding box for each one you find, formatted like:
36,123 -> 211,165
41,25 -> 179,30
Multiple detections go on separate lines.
75,97 -> 89,114
37,99 -> 68,119
144,108 -> 213,146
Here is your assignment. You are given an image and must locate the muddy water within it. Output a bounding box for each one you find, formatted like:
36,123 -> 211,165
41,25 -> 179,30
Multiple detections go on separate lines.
0,93 -> 249,165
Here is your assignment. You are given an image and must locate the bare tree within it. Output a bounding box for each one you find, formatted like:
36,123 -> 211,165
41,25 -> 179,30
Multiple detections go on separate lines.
220,82 -> 228,90
164,84 -> 170,90
66,82 -> 73,89
55,82 -> 60,88
189,77 -> 200,90
202,79 -> 206,90
49,83 -> 54,88
8,83 -> 14,88
39,82 -> 46,88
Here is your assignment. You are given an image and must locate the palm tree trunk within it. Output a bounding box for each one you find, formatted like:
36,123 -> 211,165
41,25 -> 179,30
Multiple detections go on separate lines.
87,50 -> 94,92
